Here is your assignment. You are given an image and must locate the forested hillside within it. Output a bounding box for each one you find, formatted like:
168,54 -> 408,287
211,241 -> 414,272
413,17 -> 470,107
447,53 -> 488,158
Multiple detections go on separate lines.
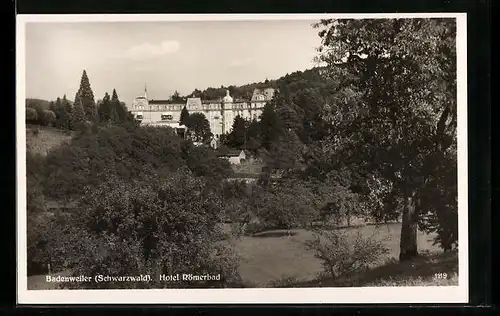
26,18 -> 458,289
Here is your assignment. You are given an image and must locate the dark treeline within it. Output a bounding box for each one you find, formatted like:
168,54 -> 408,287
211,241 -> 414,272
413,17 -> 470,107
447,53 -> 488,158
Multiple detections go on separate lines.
26,70 -> 134,130
177,68 -> 325,101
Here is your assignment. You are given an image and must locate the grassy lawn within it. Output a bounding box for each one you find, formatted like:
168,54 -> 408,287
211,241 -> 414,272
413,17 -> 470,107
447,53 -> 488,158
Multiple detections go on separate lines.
27,223 -> 457,290
235,223 -> 454,287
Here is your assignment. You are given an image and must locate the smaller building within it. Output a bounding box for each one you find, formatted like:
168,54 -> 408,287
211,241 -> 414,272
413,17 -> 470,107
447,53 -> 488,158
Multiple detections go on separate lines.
217,149 -> 247,165
210,138 -> 218,150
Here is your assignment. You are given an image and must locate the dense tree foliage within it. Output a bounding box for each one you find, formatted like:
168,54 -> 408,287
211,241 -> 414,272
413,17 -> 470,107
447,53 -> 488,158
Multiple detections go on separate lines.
185,113 -> 212,143
55,171 -> 241,288
187,81 -> 278,101
170,90 -> 185,103
314,18 -> 458,259
26,99 -> 58,127
43,124 -> 232,202
52,96 -> 74,130
96,89 -> 130,125
111,89 -> 129,123
26,107 -> 38,123
226,115 -> 247,149
97,92 -> 113,123
30,124 -> 234,277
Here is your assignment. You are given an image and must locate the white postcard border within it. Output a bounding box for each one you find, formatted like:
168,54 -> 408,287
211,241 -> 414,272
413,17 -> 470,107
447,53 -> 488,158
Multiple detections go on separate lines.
16,13 -> 469,305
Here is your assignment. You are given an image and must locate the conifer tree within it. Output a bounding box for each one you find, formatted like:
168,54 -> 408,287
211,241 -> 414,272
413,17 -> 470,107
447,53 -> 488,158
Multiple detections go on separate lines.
111,89 -> 128,123
55,95 -> 72,130
180,106 -> 190,126
51,98 -> 61,122
98,92 -> 112,123
74,70 -> 97,122
227,115 -> 246,149
49,99 -> 59,115
260,103 -> 283,151
72,97 -> 87,128
62,95 -> 73,130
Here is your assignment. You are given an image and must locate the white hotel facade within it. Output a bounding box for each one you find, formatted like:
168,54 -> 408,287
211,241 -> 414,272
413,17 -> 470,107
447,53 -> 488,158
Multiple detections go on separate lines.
130,87 -> 275,138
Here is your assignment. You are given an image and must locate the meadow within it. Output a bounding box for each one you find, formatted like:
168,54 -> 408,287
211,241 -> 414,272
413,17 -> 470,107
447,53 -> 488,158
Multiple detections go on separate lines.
25,125 -> 73,156
27,222 -> 457,290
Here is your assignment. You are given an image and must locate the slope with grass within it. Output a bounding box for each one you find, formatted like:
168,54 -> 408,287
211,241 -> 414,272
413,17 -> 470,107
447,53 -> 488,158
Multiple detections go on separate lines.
26,125 -> 74,156
235,223 -> 454,287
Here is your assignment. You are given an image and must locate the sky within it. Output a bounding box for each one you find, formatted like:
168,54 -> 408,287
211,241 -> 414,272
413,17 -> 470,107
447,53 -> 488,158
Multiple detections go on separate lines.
25,20 -> 323,105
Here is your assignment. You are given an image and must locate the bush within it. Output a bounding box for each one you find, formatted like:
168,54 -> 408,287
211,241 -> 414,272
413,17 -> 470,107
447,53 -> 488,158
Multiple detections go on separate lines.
27,212 -> 71,275
305,228 -> 389,279
55,171 -> 240,289
319,184 -> 363,227
26,107 -> 38,122
41,110 -> 56,126
252,180 -> 319,232
43,124 -> 186,201
26,151 -> 46,214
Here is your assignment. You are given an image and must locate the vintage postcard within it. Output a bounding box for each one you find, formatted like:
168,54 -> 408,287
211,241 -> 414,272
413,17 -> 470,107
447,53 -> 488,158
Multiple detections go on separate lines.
17,13 -> 468,304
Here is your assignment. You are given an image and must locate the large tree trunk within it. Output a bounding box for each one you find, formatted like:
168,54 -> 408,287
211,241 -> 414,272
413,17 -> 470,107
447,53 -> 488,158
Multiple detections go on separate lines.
399,191 -> 419,261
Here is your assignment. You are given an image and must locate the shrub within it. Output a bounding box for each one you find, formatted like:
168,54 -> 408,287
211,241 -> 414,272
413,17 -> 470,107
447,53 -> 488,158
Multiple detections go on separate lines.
26,151 -> 46,214
27,211 -> 71,275
56,171 -> 240,289
305,228 -> 389,279
41,110 -> 56,126
252,180 -> 319,232
419,152 -> 458,251
319,184 -> 363,227
26,107 -> 38,122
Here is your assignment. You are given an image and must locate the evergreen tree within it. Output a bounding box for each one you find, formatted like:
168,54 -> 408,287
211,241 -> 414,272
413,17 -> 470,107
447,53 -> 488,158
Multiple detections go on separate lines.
260,103 -> 283,151
63,96 -> 73,130
227,115 -> 246,149
56,95 -> 72,130
171,90 -> 183,103
51,98 -> 61,121
74,70 -> 97,122
72,97 -> 87,128
111,89 -> 128,123
180,106 -> 190,126
246,118 -> 262,152
98,93 -> 112,123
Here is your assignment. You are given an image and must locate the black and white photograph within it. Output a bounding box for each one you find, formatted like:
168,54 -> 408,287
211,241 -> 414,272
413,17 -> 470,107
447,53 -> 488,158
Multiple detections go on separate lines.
17,14 -> 468,304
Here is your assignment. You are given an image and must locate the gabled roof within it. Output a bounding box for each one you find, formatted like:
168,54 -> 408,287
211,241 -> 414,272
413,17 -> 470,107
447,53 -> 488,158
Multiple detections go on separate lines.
186,98 -> 202,109
251,87 -> 275,101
